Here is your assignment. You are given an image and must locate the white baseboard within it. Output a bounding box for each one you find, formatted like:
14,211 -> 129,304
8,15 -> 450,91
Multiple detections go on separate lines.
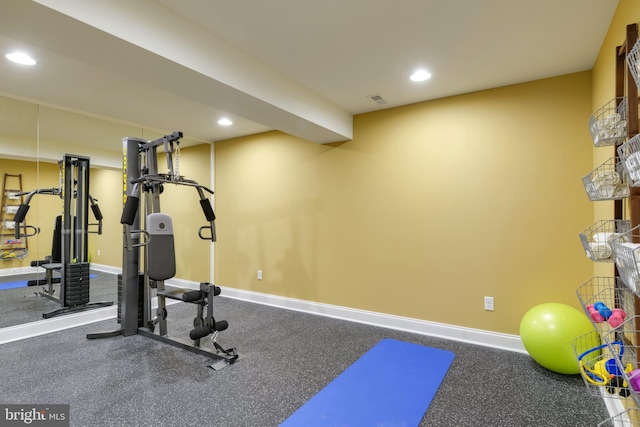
0,266 -> 39,277
89,263 -> 121,275
159,275 -> 526,353
218,286 -> 527,354
0,305 -> 117,345
2,264 -> 527,354
600,389 -> 628,426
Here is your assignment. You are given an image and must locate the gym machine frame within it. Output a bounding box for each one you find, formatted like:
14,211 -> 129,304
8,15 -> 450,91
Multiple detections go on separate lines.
88,132 -> 237,370
13,154 -> 113,318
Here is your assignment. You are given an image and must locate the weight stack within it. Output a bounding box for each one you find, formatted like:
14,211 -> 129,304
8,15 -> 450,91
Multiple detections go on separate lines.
64,262 -> 90,307
117,273 -> 144,326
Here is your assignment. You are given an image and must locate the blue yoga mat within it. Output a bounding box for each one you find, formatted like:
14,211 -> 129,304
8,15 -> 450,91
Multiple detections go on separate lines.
281,338 -> 455,427
0,274 -> 97,291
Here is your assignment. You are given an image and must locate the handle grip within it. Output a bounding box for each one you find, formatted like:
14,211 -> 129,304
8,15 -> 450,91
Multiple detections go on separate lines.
13,204 -> 29,223
200,199 -> 215,221
121,196 -> 139,225
198,225 -> 216,242
91,203 -> 103,221
16,225 -> 39,238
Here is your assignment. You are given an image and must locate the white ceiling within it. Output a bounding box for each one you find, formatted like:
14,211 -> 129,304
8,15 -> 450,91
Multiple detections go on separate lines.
0,0 -> 619,149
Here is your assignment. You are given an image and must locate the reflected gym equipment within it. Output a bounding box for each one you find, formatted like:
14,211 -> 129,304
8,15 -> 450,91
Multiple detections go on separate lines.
13,154 -> 113,318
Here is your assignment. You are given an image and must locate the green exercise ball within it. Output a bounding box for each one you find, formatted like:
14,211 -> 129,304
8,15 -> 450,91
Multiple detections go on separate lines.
519,302 -> 596,375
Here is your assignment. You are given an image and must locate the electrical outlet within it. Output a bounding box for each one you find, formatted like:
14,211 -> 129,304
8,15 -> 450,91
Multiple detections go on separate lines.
484,296 -> 494,311
257,270 -> 263,280
97,249 -> 101,256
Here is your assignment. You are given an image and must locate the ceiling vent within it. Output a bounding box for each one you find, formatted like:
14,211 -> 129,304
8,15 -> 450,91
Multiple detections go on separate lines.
367,94 -> 387,105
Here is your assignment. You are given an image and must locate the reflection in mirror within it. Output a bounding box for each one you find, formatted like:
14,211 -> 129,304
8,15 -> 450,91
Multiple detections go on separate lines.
0,95 -> 40,327
0,99 -> 214,332
0,101 -> 143,328
0,95 -> 38,276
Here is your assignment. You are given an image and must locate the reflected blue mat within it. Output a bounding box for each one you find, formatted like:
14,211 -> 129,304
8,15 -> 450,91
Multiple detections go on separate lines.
0,281 -> 32,290
281,338 -> 455,427
0,274 -> 97,291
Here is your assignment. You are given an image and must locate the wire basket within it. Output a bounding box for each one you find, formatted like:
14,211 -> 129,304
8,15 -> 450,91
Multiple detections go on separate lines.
600,317 -> 640,406
573,330 -> 632,399
576,277 -> 633,333
580,220 -> 631,262
598,409 -> 640,426
627,37 -> 640,91
0,248 -> 28,260
611,226 -> 640,292
618,134 -> 640,187
582,157 -> 630,201
588,97 -> 628,147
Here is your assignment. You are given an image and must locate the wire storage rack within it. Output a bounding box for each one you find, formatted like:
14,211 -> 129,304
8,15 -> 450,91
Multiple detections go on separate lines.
600,317 -> 640,406
589,97 -> 628,147
627,37 -> 640,91
573,330 -> 633,400
611,225 -> 640,293
598,408 -> 640,426
576,277 -> 633,333
594,23 -> 640,426
582,157 -> 630,201
618,134 -> 640,187
580,220 -> 632,262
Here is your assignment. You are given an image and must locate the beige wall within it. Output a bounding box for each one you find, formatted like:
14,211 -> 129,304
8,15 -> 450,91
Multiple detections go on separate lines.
87,167 -> 123,267
215,71 -> 594,335
592,0 -> 640,109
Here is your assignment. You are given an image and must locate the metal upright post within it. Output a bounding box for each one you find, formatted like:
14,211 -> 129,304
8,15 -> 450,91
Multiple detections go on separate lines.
60,154 -> 91,310
144,142 -> 169,336
75,156 -> 90,263
121,137 -> 144,336
60,156 -> 72,307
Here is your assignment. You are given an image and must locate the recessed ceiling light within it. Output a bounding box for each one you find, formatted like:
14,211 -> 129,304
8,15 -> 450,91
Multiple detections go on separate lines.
217,118 -> 232,126
410,70 -> 431,82
5,52 -> 36,66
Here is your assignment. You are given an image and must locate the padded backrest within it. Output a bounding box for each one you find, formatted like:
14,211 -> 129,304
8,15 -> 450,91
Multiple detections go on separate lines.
146,213 -> 176,281
51,215 -> 62,263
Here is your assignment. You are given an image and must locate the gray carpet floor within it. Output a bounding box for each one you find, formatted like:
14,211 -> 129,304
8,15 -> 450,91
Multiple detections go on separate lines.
0,272 -> 612,426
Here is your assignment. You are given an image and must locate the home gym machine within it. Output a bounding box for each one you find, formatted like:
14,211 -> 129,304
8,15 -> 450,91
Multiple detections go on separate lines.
87,132 -> 237,370
13,154 -> 113,318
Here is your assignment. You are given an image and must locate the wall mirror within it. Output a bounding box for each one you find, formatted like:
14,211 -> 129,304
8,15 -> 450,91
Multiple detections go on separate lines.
0,93 -> 213,331
0,95 -> 142,329
0,93 -> 39,300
